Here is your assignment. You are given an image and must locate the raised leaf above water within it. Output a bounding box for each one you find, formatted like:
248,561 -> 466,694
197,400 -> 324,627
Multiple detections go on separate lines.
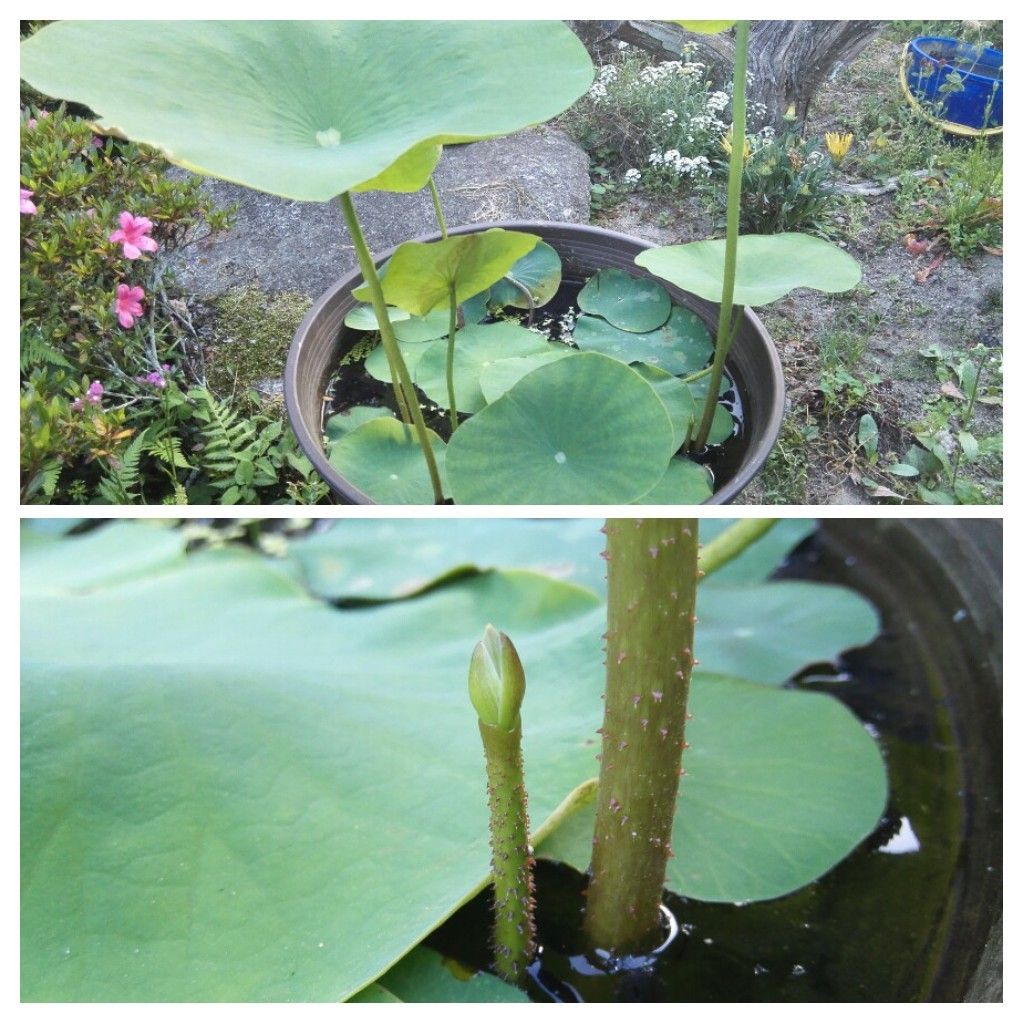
636,234 -> 862,306
19,21 -> 595,200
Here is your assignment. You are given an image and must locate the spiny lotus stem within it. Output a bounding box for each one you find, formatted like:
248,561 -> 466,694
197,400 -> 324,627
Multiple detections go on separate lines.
583,518 -> 700,957
469,625 -> 536,983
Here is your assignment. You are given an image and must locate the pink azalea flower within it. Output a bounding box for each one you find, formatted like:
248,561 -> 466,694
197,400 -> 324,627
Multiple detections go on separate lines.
109,211 -> 158,260
27,118 -> 37,129
20,188 -> 37,216
115,283 -> 145,328
72,381 -> 104,412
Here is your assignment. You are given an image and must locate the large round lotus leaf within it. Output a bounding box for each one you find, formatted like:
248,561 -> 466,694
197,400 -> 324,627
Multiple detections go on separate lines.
352,230 -> 540,315
634,363 -> 697,452
636,234 -> 862,306
633,456 -> 713,503
446,353 -> 675,503
343,304 -> 411,332
577,268 -> 672,332
326,418 -> 446,504
19,22 -> 595,201
394,310 -> 450,344
364,338 -> 431,384
488,241 -> 563,310
538,671 -> 887,903
573,306 -> 713,375
414,322 -> 551,414
324,406 -> 395,443
478,347 -> 576,404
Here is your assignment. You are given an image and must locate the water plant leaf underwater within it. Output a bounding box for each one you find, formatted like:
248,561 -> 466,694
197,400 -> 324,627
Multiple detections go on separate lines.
21,520 -> 884,1001
19,21 -> 595,201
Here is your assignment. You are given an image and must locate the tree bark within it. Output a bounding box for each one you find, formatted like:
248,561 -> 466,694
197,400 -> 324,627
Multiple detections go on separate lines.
583,20 -> 883,130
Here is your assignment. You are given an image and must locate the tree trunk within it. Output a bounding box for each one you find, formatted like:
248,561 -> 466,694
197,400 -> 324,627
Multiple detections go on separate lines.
583,20 -> 883,130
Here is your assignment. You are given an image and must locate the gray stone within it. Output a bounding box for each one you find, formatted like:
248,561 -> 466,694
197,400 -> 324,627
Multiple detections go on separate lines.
167,127 -> 591,300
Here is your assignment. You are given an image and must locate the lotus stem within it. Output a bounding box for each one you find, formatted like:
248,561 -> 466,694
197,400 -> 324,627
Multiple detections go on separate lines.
693,18 -> 749,452
469,625 -> 536,983
446,282 -> 459,432
699,518 -> 779,578
583,519 -> 699,957
428,176 -> 448,240
338,192 -> 445,504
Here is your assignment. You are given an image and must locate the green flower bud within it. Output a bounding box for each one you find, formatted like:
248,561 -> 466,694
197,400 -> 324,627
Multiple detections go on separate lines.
468,624 -> 525,731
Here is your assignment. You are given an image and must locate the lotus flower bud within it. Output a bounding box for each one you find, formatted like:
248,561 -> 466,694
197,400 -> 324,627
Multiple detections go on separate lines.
468,624 -> 525,731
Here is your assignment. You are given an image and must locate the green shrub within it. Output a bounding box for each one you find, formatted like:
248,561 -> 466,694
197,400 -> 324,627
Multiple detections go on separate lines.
20,106 -> 329,504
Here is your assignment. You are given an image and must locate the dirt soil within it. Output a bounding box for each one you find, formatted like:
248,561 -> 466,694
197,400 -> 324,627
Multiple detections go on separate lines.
592,35 -> 1003,505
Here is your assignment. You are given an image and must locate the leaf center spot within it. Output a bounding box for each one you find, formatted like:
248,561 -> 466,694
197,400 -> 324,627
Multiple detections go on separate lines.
554,451 -> 567,465
315,128 -> 341,148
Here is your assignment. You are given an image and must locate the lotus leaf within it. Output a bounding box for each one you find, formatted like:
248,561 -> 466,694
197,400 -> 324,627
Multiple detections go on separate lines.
352,230 -> 540,316
636,234 -> 862,306
577,268 -> 672,332
326,418 -> 447,503
19,22 -> 595,200
573,306 -> 713,375
445,353 -> 675,503
478,348 -> 576,404
487,241 -> 563,311
633,456 -> 713,503
414,322 -> 552,414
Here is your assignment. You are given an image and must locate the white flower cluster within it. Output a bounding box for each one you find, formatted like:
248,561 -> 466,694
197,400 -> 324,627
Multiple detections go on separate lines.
806,150 -> 826,166
636,59 -> 705,86
623,168 -> 642,185
659,108 -> 678,125
588,66 -> 618,101
648,150 -> 712,177
681,111 -> 727,143
588,81 -> 608,101
706,90 -> 730,113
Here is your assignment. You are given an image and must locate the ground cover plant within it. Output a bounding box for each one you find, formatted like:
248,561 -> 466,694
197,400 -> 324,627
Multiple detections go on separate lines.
22,517 -> 889,1001
18,90 -> 327,505
565,20 -> 1002,505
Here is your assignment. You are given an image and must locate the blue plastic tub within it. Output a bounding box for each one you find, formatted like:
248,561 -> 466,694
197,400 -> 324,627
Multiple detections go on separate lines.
905,36 -> 1003,132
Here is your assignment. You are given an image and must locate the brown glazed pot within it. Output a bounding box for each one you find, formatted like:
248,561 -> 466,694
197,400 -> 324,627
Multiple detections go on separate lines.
285,222 -> 786,504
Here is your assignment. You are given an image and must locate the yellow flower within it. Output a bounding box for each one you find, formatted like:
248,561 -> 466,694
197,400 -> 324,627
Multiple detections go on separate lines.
825,131 -> 854,164
720,132 -> 752,162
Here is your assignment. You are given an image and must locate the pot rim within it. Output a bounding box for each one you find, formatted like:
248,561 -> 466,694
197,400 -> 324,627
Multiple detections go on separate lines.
285,220 -> 786,505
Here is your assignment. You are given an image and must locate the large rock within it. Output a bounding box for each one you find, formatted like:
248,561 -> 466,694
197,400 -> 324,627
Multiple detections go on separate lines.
168,127 -> 591,300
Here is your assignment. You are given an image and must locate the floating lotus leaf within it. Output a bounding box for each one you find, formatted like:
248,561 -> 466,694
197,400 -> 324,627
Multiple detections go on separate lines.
577,268 -> 672,332
636,234 -> 862,306
343,304 -> 411,331
414,322 -> 552,414
446,353 -> 675,503
538,672 -> 887,903
632,456 -> 713,504
351,947 -> 528,1003
460,290 -> 491,326
364,338 -> 431,384
572,306 -> 713,375
22,522 -> 885,999
393,310 -> 451,344
487,241 -> 563,310
19,22 -> 595,200
326,418 -> 447,504
704,403 -> 737,446
478,347 -> 576,404
634,363 -> 697,452
324,406 -> 395,443
352,230 -> 540,315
